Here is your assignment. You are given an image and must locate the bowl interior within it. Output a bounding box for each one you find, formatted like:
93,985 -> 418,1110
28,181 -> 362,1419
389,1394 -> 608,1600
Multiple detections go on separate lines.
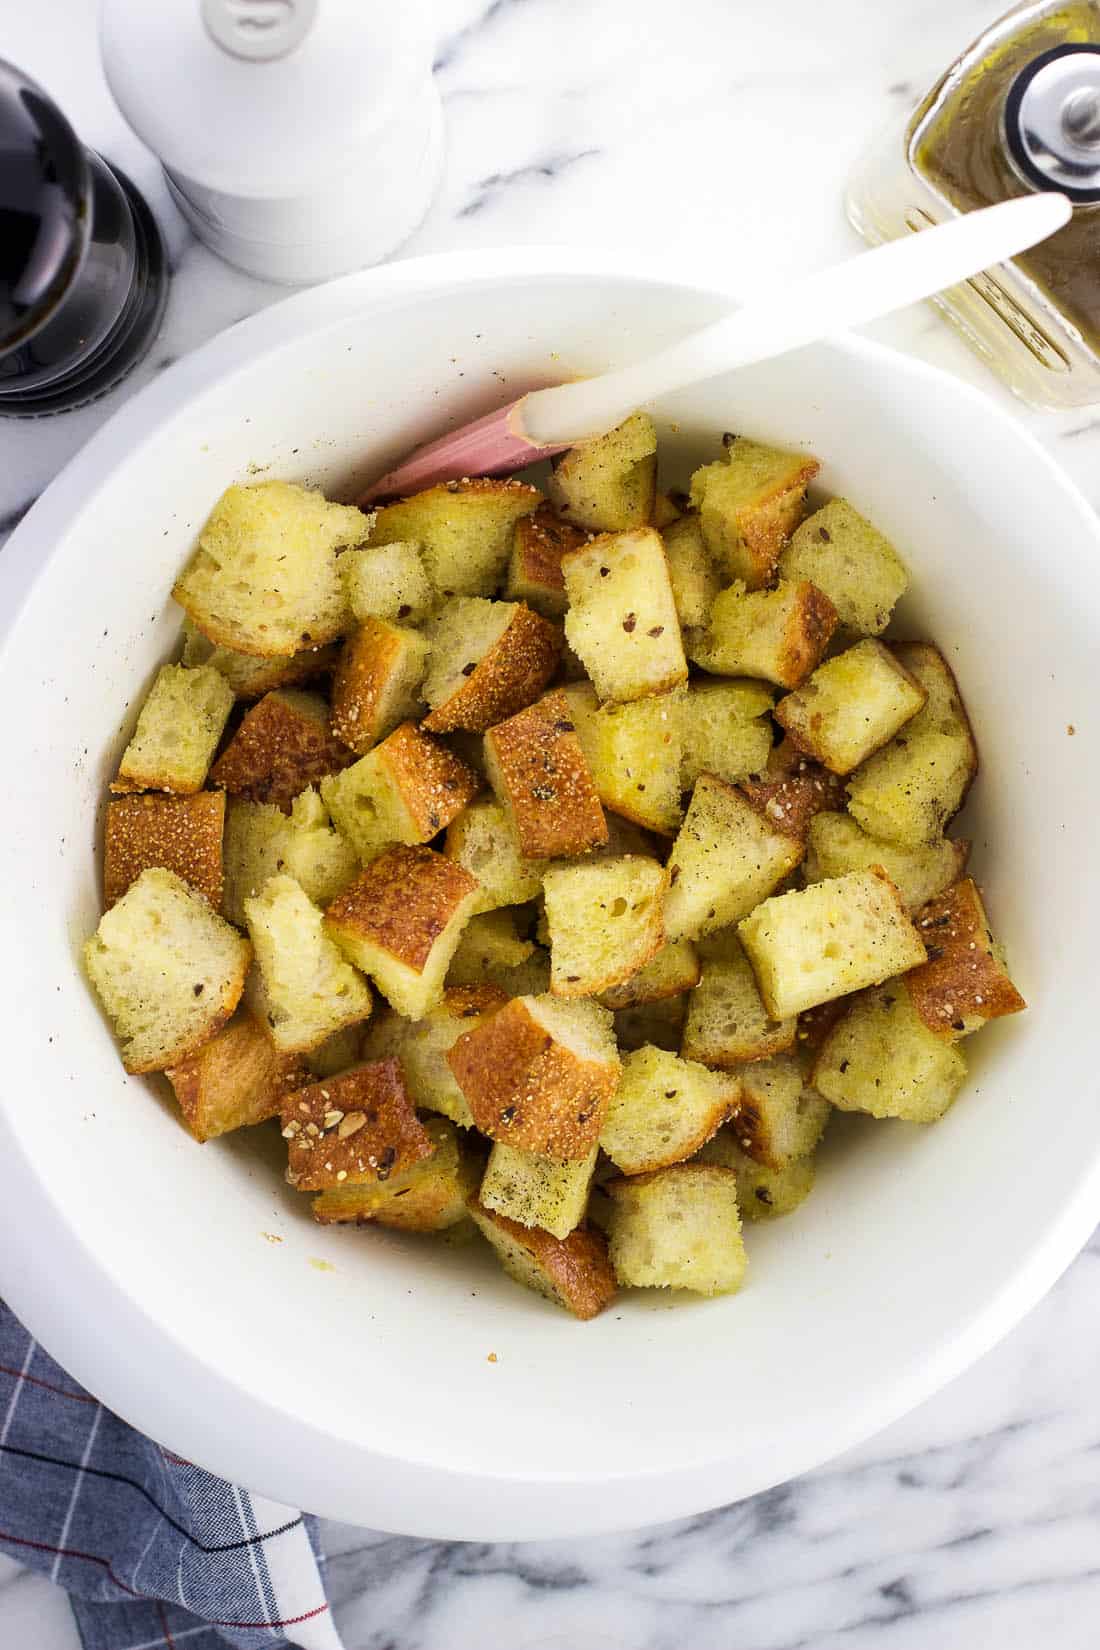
2,261 -> 1099,1538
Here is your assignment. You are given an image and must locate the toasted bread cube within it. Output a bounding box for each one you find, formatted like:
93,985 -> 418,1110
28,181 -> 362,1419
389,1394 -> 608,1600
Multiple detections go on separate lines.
907,879 -> 1026,1039
893,642 -> 978,759
689,437 -> 819,588
165,1010 -> 306,1142
341,540 -> 435,627
422,598 -> 560,734
505,507 -> 588,618
85,868 -> 251,1073
448,994 -> 620,1159
446,910 -> 535,988
182,620 -> 339,699
210,689 -> 355,812
368,478 -> 542,598
779,498 -> 909,636
222,790 -> 358,928
689,580 -> 837,690
563,681 -> 684,835
547,412 -> 657,532
324,845 -> 481,1019
443,797 -> 544,912
738,867 -> 927,1020
321,721 -> 480,865
664,775 -> 804,944
112,664 -> 234,796
661,514 -> 721,629
362,984 -> 507,1127
740,738 -> 848,839
805,812 -> 968,913
543,856 -> 666,998
729,1052 -> 829,1169
813,981 -> 967,1122
601,1045 -> 738,1176
331,620 -> 430,754
599,940 -> 700,1010
173,481 -> 368,657
104,791 -> 225,910
562,528 -> 687,703
305,1023 -> 363,1079
695,1129 -> 816,1220
681,930 -> 796,1067
281,1057 -> 432,1190
775,640 -> 926,776
614,994 -> 687,1053
468,1200 -> 616,1320
480,1142 -> 599,1239
794,998 -> 849,1061
605,1163 -> 745,1295
244,873 -> 372,1053
311,1114 -> 478,1229
680,680 -> 774,791
484,690 -> 608,859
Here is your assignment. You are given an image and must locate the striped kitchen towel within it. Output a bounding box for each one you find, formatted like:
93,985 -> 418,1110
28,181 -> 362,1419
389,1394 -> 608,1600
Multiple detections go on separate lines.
0,1302 -> 345,1650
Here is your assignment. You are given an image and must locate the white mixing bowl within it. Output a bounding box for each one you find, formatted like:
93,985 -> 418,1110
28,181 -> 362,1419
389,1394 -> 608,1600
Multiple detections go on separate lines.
1,250 -> 1098,1541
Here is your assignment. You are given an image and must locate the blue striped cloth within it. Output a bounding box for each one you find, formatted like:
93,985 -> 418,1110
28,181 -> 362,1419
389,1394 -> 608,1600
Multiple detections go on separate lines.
0,1303 -> 344,1650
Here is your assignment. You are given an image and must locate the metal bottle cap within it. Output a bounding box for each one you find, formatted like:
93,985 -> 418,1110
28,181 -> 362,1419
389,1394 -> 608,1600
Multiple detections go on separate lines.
1004,44 -> 1100,203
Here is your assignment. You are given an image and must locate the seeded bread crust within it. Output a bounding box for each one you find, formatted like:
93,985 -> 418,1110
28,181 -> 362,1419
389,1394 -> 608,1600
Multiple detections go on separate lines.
467,1199 -> 617,1320
210,690 -> 355,812
484,690 -> 608,859
281,1057 -> 433,1190
104,790 -> 225,909
422,602 -> 561,734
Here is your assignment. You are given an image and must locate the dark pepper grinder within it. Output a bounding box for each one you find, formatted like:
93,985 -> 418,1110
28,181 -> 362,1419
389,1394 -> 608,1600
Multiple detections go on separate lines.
0,58 -> 168,416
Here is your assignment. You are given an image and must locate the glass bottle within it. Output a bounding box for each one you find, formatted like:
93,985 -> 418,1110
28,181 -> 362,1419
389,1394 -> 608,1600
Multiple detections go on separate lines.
847,1 -> 1100,408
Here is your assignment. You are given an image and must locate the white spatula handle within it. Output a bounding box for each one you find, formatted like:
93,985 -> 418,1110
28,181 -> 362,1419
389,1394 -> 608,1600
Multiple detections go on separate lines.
521,193 -> 1072,446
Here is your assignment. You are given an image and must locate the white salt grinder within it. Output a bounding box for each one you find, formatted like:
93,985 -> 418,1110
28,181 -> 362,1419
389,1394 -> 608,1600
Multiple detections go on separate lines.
99,0 -> 444,284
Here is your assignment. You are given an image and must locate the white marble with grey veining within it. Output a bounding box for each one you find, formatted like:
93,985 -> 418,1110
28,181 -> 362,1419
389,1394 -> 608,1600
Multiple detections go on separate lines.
3,1 -> 1100,1645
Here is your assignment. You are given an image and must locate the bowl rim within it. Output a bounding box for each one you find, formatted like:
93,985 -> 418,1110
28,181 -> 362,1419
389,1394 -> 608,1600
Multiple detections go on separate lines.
3,244 -> 1100,1539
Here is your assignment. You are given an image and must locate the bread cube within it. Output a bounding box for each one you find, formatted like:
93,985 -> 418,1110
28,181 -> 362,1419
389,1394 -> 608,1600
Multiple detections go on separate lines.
182,620 -> 339,699
480,1142 -> 599,1239
738,867 -> 927,1020
368,478 -> 542,598
447,994 -> 620,1159
281,1057 -> 432,1190
421,598 -> 560,734
681,930 -> 796,1067
562,528 -> 687,703
443,797 -> 543,912
601,1046 -> 738,1176
661,514 -> 721,629
173,481 -> 369,656
222,790 -> 358,928
652,490 -> 682,529
689,436 -> 819,588
605,1163 -> 746,1296
305,1023 -> 363,1079
779,498 -> 909,636
794,998 -> 849,1061
598,940 -> 700,1010
483,690 -> 608,859
729,1052 -> 829,1169
165,1010 -> 307,1142
85,868 -> 251,1073
321,721 -> 480,865
613,994 -> 687,1053
311,1115 -> 478,1230
680,680 -> 774,791
244,873 -> 372,1053
547,412 -> 657,531
893,643 -> 978,762
688,580 -> 837,690
563,681 -> 684,836
324,844 -> 480,1020
341,540 -> 435,627
663,775 -> 804,943
104,790 -> 225,910
696,1129 -> 816,1220
805,812 -> 968,913
331,619 -> 430,754
543,855 -> 667,997
812,981 -> 967,1122
775,640 -> 926,775
907,878 -> 1026,1039
210,689 -> 355,811
361,984 -> 507,1127
740,738 -> 848,839
112,664 -> 234,796
505,506 -> 587,618
468,1201 -> 616,1320
446,909 -> 535,988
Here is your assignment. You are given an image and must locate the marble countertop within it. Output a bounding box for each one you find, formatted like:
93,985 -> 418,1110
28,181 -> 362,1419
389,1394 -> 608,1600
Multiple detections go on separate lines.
4,1 -> 1100,1645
